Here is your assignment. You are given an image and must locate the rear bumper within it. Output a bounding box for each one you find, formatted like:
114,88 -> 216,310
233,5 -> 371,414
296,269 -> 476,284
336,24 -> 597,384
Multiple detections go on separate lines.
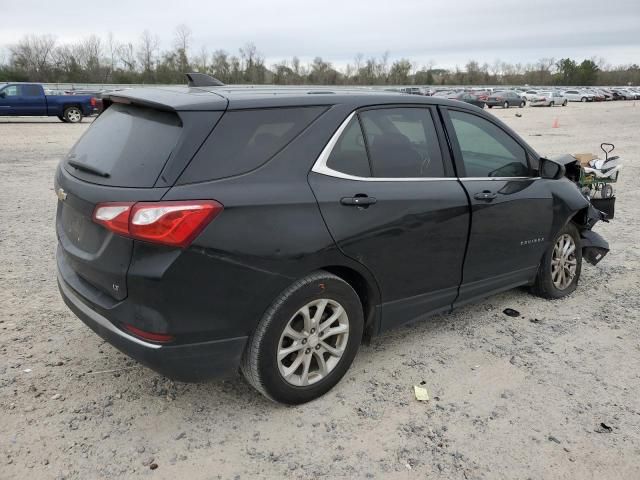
58,271 -> 247,382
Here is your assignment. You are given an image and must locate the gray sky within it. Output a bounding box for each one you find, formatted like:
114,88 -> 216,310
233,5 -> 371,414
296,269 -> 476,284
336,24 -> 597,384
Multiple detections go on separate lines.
2,0 -> 639,69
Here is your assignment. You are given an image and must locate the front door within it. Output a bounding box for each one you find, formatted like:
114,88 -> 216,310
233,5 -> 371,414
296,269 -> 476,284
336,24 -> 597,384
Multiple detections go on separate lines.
442,107 -> 552,305
16,84 -> 47,115
0,84 -> 18,115
309,106 -> 470,331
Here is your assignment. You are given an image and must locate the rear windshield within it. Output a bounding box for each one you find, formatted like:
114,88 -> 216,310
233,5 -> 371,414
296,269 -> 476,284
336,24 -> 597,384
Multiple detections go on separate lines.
64,103 -> 182,187
178,107 -> 326,184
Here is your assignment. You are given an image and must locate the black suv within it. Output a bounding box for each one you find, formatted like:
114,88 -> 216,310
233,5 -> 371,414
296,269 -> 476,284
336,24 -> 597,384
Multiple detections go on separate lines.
55,77 -> 609,404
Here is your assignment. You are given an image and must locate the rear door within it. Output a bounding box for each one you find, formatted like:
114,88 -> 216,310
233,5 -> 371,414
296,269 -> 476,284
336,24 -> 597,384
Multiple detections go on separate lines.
441,107 -> 551,305
309,106 -> 470,331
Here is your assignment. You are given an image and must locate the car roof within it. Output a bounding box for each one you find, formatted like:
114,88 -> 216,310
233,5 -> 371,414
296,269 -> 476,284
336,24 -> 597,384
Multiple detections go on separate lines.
105,85 -> 470,111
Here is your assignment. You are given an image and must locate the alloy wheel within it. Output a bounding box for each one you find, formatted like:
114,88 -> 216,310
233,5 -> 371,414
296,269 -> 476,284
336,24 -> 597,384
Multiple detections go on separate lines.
67,108 -> 82,122
277,299 -> 349,386
551,234 -> 577,290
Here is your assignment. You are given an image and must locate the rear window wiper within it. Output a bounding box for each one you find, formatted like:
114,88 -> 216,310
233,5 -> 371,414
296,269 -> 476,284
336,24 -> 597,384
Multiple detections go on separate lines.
67,160 -> 110,178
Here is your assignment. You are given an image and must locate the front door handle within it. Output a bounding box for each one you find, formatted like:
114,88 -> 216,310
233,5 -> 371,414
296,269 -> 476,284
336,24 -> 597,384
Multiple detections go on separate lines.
474,191 -> 497,201
340,195 -> 377,207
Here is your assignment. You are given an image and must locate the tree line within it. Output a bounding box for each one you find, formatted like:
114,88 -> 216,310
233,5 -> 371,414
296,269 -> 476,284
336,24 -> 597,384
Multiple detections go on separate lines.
1,27 -> 639,86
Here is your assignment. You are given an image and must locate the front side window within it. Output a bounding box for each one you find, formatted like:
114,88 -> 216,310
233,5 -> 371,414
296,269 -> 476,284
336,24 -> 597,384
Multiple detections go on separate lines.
449,110 -> 529,177
359,108 -> 445,178
2,85 -> 18,97
326,117 -> 371,177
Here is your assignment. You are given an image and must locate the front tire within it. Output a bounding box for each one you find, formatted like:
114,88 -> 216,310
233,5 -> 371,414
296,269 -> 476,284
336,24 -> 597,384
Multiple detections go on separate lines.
57,115 -> 68,123
503,101 -> 509,108
532,223 -> 582,299
549,101 -> 554,107
562,100 -> 568,106
519,100 -> 525,108
63,106 -> 83,123
581,97 -> 587,103
241,271 -> 364,404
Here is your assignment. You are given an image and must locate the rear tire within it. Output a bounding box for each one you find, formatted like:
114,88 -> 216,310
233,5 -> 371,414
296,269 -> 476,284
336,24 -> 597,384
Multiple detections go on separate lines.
488,105 -> 493,109
562,100 -> 568,106
531,223 -> 582,299
519,100 -> 525,108
63,106 -> 83,123
581,97 -> 587,103
241,271 -> 364,404
549,101 -> 554,107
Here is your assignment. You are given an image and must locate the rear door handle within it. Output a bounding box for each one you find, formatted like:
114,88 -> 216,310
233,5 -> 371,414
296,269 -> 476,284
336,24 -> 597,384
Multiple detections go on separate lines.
340,195 -> 377,207
473,191 -> 497,201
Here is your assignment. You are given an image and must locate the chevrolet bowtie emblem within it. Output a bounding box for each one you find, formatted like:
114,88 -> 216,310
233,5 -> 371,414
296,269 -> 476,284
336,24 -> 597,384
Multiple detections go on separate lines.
56,188 -> 67,201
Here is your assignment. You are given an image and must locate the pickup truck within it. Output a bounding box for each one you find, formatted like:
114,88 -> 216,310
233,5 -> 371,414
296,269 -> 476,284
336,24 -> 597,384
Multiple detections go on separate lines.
0,83 -> 99,123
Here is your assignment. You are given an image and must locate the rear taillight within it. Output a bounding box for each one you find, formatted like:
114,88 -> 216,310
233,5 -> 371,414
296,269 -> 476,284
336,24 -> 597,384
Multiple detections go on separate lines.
93,202 -> 132,235
90,97 -> 97,107
93,200 -> 223,248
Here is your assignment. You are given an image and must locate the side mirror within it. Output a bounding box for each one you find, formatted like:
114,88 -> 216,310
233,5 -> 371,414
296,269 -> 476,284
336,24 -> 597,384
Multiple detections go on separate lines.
0,91 -> 5,98
539,157 -> 565,180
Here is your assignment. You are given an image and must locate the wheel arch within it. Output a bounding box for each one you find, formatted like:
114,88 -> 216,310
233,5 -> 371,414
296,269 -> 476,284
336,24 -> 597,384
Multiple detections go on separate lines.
320,264 -> 381,339
62,103 -> 82,111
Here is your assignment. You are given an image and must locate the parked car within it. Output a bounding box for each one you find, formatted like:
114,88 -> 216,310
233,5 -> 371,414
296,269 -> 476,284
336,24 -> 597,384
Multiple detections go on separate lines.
520,90 -> 540,101
529,91 -> 568,107
563,89 -> 594,102
584,90 -> 605,101
399,87 -> 426,95
447,91 -> 486,108
595,89 -> 613,101
485,90 -> 525,108
0,83 -> 98,122
55,78 -> 610,404
620,89 -> 639,100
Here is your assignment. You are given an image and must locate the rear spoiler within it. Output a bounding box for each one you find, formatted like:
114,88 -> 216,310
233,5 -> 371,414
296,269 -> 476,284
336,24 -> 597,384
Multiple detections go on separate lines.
101,78 -> 228,113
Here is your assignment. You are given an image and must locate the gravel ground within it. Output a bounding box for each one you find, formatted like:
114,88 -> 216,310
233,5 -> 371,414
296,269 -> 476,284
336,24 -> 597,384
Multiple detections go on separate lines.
1,101 -> 639,480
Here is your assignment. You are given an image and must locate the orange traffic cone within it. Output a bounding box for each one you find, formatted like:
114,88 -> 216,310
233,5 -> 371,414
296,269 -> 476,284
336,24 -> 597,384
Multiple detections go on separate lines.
552,118 -> 559,128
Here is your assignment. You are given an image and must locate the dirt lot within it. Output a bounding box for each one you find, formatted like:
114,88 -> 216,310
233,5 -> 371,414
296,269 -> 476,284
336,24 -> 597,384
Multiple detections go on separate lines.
1,101 -> 639,480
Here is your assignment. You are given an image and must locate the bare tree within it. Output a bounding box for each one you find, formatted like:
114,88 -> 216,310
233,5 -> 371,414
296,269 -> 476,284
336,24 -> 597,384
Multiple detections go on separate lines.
173,24 -> 192,72
9,34 -> 57,80
107,32 -> 120,78
120,42 -> 137,72
174,24 -> 192,53
137,30 -> 159,75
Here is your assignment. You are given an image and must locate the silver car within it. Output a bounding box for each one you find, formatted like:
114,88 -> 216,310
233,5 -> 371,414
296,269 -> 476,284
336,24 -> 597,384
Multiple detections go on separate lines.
529,91 -> 568,107
563,89 -> 594,102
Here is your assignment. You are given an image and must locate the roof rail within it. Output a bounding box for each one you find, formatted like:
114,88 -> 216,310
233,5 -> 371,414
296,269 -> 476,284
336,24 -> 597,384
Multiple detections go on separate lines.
185,72 -> 225,87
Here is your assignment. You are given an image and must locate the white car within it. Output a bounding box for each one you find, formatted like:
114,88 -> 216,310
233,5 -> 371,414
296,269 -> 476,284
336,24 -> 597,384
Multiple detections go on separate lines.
529,91 -> 568,107
563,89 -> 594,102
521,90 -> 539,101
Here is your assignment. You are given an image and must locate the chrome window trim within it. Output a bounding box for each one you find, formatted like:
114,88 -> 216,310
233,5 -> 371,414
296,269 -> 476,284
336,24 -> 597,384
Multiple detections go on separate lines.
311,111 -> 538,183
461,177 -> 540,181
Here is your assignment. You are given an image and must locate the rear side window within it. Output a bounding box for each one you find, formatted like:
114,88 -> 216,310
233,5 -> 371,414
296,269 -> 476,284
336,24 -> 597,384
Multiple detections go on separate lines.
359,108 -> 445,178
326,117 -> 371,177
449,110 -> 529,177
22,85 -> 42,96
64,103 -> 182,187
179,107 -> 326,183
